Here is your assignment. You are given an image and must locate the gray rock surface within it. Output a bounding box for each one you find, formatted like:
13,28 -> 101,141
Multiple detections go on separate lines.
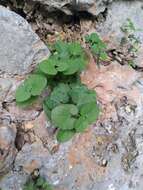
1,1 -> 143,190
0,79 -> 12,102
0,172 -> 28,190
0,124 -> 17,175
98,1 -> 143,47
31,0 -> 73,14
25,0 -> 113,15
77,0 -> 113,15
0,6 -> 50,75
95,0 -> 143,68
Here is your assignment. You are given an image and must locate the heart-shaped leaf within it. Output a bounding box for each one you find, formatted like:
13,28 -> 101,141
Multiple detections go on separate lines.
44,83 -> 70,111
80,102 -> 100,124
74,116 -> 88,133
69,83 -> 96,107
25,74 -> 47,96
51,104 -> 78,130
56,60 -> 68,72
68,42 -> 83,56
63,59 -> 79,75
50,83 -> 70,104
39,58 -> 57,75
16,74 -> 47,103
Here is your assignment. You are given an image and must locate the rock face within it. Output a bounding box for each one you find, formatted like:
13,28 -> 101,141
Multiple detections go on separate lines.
92,0 -> 143,68
0,124 -> 17,175
1,1 -> 143,190
97,1 -> 143,48
25,0 -> 113,15
31,0 -> 73,14
0,5 -> 50,189
0,5 -> 49,75
77,0 -> 113,15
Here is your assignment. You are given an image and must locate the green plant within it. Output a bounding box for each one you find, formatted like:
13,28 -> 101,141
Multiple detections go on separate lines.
121,18 -> 141,54
120,18 -> 142,69
16,40 -> 100,142
85,33 -> 109,65
23,176 -> 53,190
15,74 -> 47,107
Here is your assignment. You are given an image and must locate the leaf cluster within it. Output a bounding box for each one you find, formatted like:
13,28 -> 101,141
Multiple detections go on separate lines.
38,41 -> 88,76
85,33 -> 108,61
44,83 -> 99,142
16,40 -> 100,143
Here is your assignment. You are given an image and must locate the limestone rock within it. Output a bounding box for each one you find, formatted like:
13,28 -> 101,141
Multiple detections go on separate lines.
14,141 -> 50,174
0,171 -> 28,190
97,1 -> 143,48
26,0 -> 113,15
0,78 -> 12,102
31,0 -> 73,14
77,0 -> 113,15
0,6 -> 50,75
0,124 -> 17,175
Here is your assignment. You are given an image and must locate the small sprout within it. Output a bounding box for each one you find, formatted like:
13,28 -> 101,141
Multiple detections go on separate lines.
23,176 -> 53,190
85,32 -> 109,65
121,18 -> 141,53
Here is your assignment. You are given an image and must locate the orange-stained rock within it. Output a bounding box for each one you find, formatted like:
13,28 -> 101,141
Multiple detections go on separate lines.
81,55 -> 141,119
23,160 -> 40,174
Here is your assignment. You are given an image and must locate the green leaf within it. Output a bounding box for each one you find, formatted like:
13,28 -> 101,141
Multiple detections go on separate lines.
91,44 -> 100,54
56,60 -> 69,72
44,97 -> 57,110
77,92 -> 97,108
54,40 -> 68,55
25,74 -> 47,96
15,84 -> 31,102
54,41 -> 69,60
86,33 -> 108,63
63,58 -> 79,75
50,84 -> 70,104
69,83 -> 89,104
85,33 -> 100,43
78,55 -> 88,71
43,83 -> 71,119
43,101 -> 51,119
100,51 -> 108,61
80,102 -> 100,124
39,58 -> 57,75
16,74 -> 47,104
69,83 -> 96,107
36,177 -> 45,187
92,42 -> 106,53
85,33 -> 101,44
24,177 -> 53,190
57,129 -> 75,142
68,42 -> 83,56
74,116 -> 88,133
51,104 -> 78,130
44,83 -> 70,112
16,96 -> 38,107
